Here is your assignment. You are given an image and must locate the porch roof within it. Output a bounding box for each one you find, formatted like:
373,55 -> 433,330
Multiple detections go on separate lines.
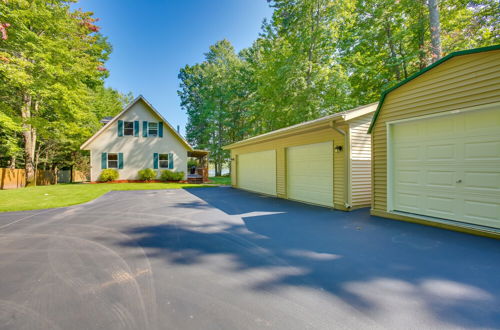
188,150 -> 209,158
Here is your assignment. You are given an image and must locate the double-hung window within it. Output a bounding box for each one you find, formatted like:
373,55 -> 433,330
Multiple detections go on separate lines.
123,121 -> 134,136
159,154 -> 169,168
148,122 -> 158,137
107,153 -> 118,168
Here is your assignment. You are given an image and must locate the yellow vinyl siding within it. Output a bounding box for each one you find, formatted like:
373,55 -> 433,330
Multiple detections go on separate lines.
226,104 -> 376,211
230,149 -> 236,186
230,125 -> 347,207
349,113 -> 372,207
372,49 -> 500,215
276,148 -> 286,197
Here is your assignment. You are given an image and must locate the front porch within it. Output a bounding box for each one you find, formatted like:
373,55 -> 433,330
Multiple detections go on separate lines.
187,150 -> 209,184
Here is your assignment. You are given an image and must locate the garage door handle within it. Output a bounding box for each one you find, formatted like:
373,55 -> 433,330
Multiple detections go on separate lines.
456,179 -> 462,183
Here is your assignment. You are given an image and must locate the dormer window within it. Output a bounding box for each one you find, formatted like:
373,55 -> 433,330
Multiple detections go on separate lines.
148,122 -> 158,137
123,121 -> 134,136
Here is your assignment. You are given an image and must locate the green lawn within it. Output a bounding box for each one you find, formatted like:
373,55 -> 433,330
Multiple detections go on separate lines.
0,183 -> 213,212
209,176 -> 231,185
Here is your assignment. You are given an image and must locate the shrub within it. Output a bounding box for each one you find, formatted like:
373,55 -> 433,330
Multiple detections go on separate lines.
138,168 -> 157,181
160,170 -> 185,181
99,169 -> 119,182
187,159 -> 198,168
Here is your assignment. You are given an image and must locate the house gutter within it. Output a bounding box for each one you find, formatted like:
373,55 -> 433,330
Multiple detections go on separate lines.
329,120 -> 351,209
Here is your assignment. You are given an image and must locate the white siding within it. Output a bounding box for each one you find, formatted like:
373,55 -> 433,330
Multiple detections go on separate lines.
86,100 -> 188,181
349,113 -> 372,207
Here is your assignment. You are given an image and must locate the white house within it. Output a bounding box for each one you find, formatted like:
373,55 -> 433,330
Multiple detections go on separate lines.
81,95 -> 208,182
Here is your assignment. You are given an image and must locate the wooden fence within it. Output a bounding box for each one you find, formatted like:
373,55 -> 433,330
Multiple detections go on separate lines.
0,169 -> 25,189
0,168 -> 89,189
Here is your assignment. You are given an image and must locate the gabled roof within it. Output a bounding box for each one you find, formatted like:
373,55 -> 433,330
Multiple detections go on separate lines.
368,44 -> 500,133
223,102 -> 377,150
80,95 -> 193,151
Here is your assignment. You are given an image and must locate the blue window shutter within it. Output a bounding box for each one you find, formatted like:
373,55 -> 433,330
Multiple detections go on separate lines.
168,153 -> 174,169
118,153 -> 124,169
134,121 -> 139,137
158,122 -> 163,138
101,152 -> 107,169
117,120 -> 123,137
153,153 -> 159,169
143,121 -> 148,137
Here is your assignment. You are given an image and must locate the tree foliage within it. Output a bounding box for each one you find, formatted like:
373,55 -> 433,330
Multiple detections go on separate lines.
0,0 -> 130,181
179,0 -> 499,173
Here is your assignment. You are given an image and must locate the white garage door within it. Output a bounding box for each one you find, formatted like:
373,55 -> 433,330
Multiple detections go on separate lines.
391,107 -> 500,229
237,150 -> 276,196
287,142 -> 333,207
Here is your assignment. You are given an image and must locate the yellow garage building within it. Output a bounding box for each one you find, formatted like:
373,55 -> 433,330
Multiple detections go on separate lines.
368,45 -> 500,237
224,103 -> 377,210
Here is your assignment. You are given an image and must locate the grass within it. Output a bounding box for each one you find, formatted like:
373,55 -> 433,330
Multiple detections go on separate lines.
209,176 -> 231,185
0,182 -> 213,212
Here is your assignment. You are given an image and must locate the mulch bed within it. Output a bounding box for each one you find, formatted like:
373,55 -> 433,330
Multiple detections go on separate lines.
88,180 -> 189,184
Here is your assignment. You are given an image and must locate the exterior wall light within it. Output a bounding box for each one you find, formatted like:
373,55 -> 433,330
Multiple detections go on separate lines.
334,145 -> 343,153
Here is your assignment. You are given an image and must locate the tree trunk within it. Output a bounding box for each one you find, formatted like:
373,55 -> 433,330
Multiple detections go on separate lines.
385,21 -> 401,81
305,0 -> 321,89
398,42 -> 409,79
428,0 -> 442,62
8,156 -> 16,169
416,0 -> 427,69
215,162 -> 221,177
34,141 -> 41,173
21,93 -> 36,186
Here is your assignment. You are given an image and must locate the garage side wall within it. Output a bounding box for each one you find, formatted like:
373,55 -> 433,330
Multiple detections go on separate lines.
229,126 -> 347,207
371,50 -> 500,213
349,113 -> 373,208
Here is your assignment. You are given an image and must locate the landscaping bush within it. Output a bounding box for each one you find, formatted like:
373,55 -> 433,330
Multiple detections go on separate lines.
99,169 -> 119,182
138,168 -> 157,181
160,170 -> 185,181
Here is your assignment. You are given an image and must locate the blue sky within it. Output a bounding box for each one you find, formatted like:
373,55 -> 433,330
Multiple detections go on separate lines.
75,0 -> 274,136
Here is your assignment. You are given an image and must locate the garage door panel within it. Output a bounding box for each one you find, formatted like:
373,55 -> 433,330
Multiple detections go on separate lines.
463,199 -> 500,226
238,150 -> 276,196
392,107 -> 500,229
464,171 -> 500,191
394,191 -> 423,213
426,196 -> 456,217
464,109 -> 500,133
427,171 -> 455,188
464,140 -> 500,160
395,145 -> 420,160
287,142 -> 333,207
396,170 -> 420,185
426,144 -> 456,160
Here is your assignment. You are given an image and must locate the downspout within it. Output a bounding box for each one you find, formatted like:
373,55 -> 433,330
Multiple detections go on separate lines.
330,120 -> 351,209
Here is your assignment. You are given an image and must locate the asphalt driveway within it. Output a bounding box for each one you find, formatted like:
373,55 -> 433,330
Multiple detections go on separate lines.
0,187 -> 499,329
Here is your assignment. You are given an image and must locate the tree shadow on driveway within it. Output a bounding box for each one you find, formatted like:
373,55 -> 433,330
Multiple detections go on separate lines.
114,187 -> 500,328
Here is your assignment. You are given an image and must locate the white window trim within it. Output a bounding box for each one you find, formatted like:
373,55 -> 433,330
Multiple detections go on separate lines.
159,153 -> 169,168
148,122 -> 158,137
